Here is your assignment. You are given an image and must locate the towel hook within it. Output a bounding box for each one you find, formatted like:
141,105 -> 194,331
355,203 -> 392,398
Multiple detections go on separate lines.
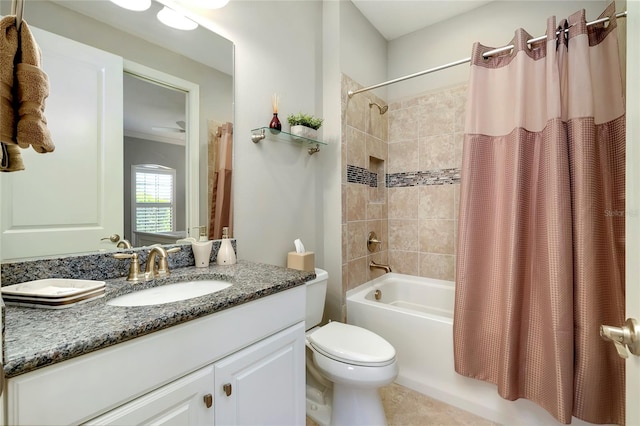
11,0 -> 24,31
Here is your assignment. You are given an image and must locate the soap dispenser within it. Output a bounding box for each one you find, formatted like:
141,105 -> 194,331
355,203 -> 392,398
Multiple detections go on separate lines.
216,227 -> 236,265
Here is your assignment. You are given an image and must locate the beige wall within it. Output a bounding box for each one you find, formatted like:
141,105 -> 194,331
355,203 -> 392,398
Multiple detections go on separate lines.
341,77 -> 465,318
386,83 -> 466,281
341,74 -> 389,308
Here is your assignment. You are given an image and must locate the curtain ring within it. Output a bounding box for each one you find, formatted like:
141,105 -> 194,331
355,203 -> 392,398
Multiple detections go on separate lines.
556,19 -> 569,49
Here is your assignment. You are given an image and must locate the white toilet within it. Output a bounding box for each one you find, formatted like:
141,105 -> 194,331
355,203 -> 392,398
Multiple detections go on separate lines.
305,269 -> 398,426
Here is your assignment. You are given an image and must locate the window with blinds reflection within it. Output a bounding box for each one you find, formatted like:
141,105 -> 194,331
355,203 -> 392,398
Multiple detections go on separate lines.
133,164 -> 176,233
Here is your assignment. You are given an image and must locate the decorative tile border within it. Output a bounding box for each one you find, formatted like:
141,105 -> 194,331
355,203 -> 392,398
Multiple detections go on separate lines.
347,164 -> 460,188
387,168 -> 460,187
347,165 -> 378,187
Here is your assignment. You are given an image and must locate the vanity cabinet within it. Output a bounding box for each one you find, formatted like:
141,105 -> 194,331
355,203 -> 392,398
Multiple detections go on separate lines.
214,322 -> 305,425
85,365 -> 215,426
5,286 -> 306,425
85,323 -> 305,426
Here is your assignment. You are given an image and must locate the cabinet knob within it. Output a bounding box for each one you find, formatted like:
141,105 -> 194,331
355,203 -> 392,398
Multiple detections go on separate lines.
203,393 -> 213,408
223,383 -> 232,397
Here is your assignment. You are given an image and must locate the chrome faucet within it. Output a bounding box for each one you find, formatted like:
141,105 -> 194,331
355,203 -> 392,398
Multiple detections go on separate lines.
145,246 -> 181,279
369,260 -> 392,273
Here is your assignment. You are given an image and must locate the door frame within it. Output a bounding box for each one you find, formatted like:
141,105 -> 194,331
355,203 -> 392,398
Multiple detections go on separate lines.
123,60 -> 200,241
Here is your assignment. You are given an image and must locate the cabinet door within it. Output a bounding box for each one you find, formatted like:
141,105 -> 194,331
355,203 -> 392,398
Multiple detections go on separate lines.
214,322 -> 306,426
84,365 -> 214,426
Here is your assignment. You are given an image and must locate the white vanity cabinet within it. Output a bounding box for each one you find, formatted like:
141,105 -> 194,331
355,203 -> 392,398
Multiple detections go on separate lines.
214,322 -> 305,425
5,286 -> 306,426
85,364 -> 216,426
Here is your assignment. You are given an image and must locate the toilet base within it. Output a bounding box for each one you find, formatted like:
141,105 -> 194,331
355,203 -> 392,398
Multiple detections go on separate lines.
331,384 -> 387,426
306,362 -> 332,426
306,384 -> 332,426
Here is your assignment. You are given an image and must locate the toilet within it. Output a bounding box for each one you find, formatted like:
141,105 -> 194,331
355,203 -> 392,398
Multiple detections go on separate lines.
305,269 -> 398,426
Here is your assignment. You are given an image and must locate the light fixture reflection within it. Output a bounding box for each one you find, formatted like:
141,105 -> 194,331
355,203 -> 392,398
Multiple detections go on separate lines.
157,7 -> 198,31
183,0 -> 230,9
109,0 -> 151,11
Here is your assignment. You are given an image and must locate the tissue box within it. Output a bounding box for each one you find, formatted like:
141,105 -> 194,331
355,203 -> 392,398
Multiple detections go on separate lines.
287,251 -> 315,272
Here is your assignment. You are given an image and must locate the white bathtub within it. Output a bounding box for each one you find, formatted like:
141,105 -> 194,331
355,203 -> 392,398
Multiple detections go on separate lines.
346,273 -> 597,426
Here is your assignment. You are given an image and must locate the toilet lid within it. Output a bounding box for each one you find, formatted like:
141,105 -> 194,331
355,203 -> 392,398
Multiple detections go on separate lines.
307,322 -> 396,366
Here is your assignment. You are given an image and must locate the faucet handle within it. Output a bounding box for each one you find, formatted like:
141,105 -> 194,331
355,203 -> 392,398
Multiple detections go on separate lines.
157,247 -> 181,276
367,231 -> 383,252
113,252 -> 144,282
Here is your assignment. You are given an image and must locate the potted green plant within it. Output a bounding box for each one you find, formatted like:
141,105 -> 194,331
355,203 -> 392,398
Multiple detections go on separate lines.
287,112 -> 323,140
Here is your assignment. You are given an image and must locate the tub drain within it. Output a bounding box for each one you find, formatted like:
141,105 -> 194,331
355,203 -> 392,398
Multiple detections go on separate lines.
374,289 -> 382,300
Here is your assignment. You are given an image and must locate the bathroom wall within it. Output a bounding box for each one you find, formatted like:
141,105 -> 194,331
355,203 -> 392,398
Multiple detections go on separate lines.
341,74 -> 389,294
203,1 -> 324,269
336,1 -> 390,319
387,1 -> 611,99
341,78 -> 465,286
338,0 -> 388,101
385,84 -> 465,280
206,0 -> 386,322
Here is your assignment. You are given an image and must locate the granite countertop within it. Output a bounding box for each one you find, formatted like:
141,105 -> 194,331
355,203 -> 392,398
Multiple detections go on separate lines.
3,260 -> 314,378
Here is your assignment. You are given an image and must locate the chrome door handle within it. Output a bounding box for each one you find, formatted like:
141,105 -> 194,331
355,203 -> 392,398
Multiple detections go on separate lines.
600,318 -> 640,358
101,234 -> 120,243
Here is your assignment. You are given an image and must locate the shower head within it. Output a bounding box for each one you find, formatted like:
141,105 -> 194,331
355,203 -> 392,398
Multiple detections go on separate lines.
369,102 -> 388,115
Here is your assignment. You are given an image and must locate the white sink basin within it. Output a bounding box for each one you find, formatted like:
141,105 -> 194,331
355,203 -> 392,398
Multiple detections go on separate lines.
107,280 -> 232,307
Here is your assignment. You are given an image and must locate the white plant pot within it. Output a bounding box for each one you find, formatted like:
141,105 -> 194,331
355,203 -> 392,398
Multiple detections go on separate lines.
290,125 -> 318,141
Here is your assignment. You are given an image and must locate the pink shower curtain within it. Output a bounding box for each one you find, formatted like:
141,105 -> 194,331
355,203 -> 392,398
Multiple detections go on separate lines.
454,4 -> 625,424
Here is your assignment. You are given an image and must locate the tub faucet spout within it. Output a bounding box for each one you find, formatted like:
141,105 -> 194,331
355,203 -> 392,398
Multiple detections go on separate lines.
370,260 -> 392,273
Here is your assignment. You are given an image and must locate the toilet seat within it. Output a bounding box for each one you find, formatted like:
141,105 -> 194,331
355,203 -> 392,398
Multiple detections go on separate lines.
307,322 -> 396,367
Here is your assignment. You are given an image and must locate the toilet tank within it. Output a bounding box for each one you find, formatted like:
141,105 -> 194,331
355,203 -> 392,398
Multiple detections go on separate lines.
305,268 -> 328,329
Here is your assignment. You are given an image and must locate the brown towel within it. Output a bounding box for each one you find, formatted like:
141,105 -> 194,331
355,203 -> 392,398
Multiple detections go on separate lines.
0,16 -> 24,171
15,19 -> 54,154
0,142 -> 24,171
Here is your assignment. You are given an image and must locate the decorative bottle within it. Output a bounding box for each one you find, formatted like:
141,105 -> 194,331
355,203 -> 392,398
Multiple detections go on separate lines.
269,93 -> 281,132
216,227 -> 237,265
269,113 -> 281,131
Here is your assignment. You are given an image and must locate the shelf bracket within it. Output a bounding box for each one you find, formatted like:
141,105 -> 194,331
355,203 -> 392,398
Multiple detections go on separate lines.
251,128 -> 265,143
308,144 -> 320,156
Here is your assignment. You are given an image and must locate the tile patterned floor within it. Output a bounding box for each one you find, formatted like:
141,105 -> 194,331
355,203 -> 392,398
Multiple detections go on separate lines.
306,382 -> 498,426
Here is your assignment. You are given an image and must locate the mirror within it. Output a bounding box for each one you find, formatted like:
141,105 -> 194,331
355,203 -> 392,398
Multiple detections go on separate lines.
123,73 -> 188,247
0,0 -> 233,259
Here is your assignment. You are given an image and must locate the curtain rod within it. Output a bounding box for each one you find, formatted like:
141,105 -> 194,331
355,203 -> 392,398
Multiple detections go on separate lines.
11,0 -> 24,31
348,10 -> 628,98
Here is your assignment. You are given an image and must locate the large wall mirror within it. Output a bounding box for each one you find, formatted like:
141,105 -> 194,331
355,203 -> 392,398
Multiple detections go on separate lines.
0,0 -> 234,260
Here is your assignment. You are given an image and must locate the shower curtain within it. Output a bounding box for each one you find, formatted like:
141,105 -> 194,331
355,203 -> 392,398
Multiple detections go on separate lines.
453,4 -> 625,424
208,121 -> 233,240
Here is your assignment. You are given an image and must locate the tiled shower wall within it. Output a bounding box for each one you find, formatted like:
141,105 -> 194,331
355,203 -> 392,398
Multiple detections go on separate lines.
341,74 -> 389,315
341,73 -> 467,319
386,84 -> 466,281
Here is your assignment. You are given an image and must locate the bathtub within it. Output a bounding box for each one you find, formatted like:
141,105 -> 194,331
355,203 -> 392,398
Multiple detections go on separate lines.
346,273 -> 595,426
